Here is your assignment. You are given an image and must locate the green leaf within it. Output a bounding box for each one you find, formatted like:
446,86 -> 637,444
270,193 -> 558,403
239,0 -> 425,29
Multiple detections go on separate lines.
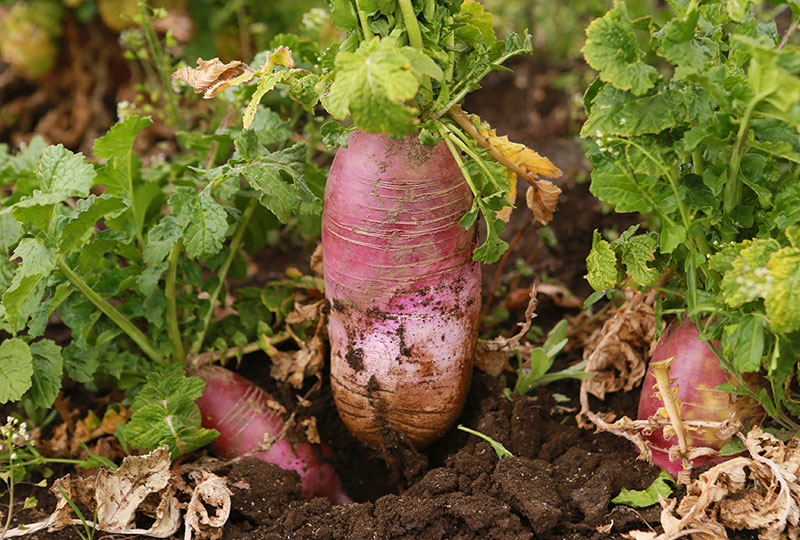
0,214 -> 23,252
325,37 -> 420,134
92,116 -> 152,197
143,216 -> 181,266
457,424 -> 513,459
454,0 -> 496,47
36,145 -> 95,197
241,144 -> 321,222
399,47 -> 444,82
765,247 -> 800,334
11,238 -> 57,277
655,11 -> 717,72
137,261 -> 168,296
721,239 -> 780,308
250,109 -> 293,146
472,216 -> 508,264
125,365 -> 219,458
660,222 -> 686,254
586,230 -> 618,291
728,0 -> 755,21
588,159 -> 655,214
786,225 -> 800,248
243,70 -> 293,129
26,340 -> 63,409
0,338 -> 33,404
582,1 -> 658,96
59,195 -> 126,253
730,315 -> 764,373
581,86 -> 679,139
618,234 -> 659,286
2,238 -> 55,331
612,469 -> 675,508
170,188 -> 228,260
2,275 -> 44,332
289,74 -> 321,110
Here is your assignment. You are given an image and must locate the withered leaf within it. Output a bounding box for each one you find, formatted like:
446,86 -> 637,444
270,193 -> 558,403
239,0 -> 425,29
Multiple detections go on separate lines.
184,472 -> 231,540
525,180 -> 562,226
577,289 -> 657,428
173,58 -> 254,99
626,428 -> 800,540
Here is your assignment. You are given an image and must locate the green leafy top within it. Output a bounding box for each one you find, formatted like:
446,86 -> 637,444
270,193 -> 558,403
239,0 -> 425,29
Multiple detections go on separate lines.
581,0 -> 800,429
0,108 -> 327,457
172,1 -> 563,264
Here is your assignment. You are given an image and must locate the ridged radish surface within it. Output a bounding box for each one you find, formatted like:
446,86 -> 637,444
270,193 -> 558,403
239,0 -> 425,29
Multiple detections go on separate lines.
322,130 -> 480,448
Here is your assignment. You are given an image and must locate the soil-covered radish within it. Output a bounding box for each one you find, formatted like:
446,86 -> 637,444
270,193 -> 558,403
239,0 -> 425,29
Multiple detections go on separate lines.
323,130 -> 480,449
637,317 -> 764,473
193,365 -> 350,503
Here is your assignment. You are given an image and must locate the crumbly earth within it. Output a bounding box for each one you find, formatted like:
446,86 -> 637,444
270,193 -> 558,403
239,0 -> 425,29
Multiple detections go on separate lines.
217,373 -> 662,540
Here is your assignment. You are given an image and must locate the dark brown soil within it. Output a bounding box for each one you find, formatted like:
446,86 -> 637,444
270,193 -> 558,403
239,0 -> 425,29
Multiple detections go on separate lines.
216,373 -> 661,540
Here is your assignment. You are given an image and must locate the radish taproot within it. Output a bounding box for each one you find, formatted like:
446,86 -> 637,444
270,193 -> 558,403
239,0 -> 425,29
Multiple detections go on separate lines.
322,130 -> 480,448
637,317 -> 764,473
193,365 -> 350,504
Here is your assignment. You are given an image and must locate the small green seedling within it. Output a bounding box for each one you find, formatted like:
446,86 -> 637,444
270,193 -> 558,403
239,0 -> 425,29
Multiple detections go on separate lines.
509,320 -> 593,397
611,469 -> 676,508
457,425 -> 514,459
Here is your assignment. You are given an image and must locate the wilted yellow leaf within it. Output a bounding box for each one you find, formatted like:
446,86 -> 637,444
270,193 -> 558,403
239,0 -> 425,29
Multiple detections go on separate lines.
451,106 -> 563,225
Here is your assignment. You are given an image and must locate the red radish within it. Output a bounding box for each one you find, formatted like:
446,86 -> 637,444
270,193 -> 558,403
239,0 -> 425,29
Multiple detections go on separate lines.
322,130 -> 480,449
637,317 -> 764,473
193,365 -> 350,504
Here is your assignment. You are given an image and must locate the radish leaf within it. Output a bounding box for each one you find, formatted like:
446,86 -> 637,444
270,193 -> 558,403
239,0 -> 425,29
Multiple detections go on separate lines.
612,469 -> 675,508
0,338 -> 33,404
126,365 -> 218,458
582,2 -> 658,96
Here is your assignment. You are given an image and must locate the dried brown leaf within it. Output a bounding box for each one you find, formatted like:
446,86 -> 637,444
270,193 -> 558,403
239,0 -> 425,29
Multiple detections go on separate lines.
94,446 -> 179,535
184,472 -> 231,540
475,338 -> 513,377
300,417 -> 321,445
525,180 -> 562,225
628,429 -> 800,540
173,58 -> 254,99
270,318 -> 326,389
577,290 -> 657,428
535,282 -> 583,309
310,244 -> 324,277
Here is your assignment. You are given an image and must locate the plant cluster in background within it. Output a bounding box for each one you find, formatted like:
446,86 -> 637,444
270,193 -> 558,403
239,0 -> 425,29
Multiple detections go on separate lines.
582,0 -> 800,429
0,73 -> 326,456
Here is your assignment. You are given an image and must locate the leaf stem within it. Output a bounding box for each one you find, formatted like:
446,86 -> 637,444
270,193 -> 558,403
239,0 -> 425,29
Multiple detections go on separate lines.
447,106 -> 561,188
354,0 -> 374,39
723,95 -> 764,241
138,0 -> 181,129
189,197 -> 259,356
663,167 -> 699,310
650,358 -> 690,458
165,240 -> 185,363
779,16 -> 800,49
398,0 -> 424,49
56,257 -> 164,363
1,445 -> 13,540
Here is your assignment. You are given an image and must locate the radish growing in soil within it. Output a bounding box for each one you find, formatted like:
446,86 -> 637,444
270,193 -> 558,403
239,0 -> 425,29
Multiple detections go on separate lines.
310,1 -> 562,449
323,131 -> 480,448
193,365 -> 351,503
637,318 -> 765,473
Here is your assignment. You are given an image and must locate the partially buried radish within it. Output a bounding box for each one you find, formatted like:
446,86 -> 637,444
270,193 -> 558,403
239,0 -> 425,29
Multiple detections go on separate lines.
322,130 -> 480,449
637,317 -> 764,473
193,365 -> 350,503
